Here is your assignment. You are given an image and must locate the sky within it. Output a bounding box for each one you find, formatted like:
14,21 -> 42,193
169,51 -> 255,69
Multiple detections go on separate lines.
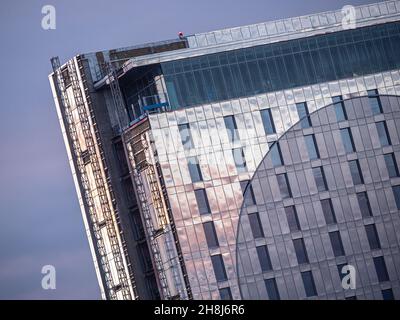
0,0 -> 378,299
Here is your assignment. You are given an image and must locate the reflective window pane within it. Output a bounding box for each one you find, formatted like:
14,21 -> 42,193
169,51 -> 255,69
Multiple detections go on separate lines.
277,173 -> 292,199
382,288 -> 394,300
248,212 -> 264,239
340,128 -> 355,153
357,192 -> 372,217
329,231 -> 345,257
188,157 -> 203,182
384,153 -> 399,178
333,95 -> 347,121
312,166 -> 328,191
296,102 -> 312,128
365,224 -> 381,250
203,221 -> 219,248
373,256 -> 389,283
305,134 -> 320,160
368,89 -> 383,115
265,278 -> 280,300
321,199 -> 337,225
260,108 -> 276,135
301,271 -> 317,297
195,189 -> 211,214
178,123 -> 194,150
256,245 -> 273,272
285,205 -> 301,232
337,263 -> 347,281
393,185 -> 400,210
161,24 -> 400,111
270,142 -> 284,167
219,287 -> 232,300
349,160 -> 364,185
293,238 -> 309,264
240,180 -> 256,206
376,121 -> 391,147
211,255 -> 227,282
224,115 -> 239,142
233,147 -> 247,173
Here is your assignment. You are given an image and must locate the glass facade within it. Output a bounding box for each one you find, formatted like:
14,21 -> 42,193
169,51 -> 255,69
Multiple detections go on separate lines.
236,96 -> 400,300
53,1 -> 400,301
162,22 -> 400,110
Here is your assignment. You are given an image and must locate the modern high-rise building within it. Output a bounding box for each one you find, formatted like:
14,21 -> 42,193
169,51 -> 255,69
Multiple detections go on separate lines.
49,0 -> 400,300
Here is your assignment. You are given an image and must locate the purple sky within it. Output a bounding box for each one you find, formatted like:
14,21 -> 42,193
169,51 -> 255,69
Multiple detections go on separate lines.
0,0 -> 377,299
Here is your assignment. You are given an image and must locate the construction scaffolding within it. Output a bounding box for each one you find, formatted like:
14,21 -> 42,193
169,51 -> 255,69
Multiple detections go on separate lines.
104,63 -> 130,132
51,56 -> 135,300
124,120 -> 171,299
124,118 -> 192,300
